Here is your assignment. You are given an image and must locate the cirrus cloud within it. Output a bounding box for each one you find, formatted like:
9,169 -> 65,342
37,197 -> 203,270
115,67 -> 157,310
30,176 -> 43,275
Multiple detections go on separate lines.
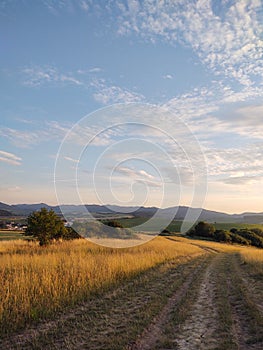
0,150 -> 22,166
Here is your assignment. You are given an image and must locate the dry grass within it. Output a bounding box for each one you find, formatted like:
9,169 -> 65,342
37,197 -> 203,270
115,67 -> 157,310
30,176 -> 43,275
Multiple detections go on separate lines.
0,237 -> 203,335
168,235 -> 241,253
239,247 -> 263,276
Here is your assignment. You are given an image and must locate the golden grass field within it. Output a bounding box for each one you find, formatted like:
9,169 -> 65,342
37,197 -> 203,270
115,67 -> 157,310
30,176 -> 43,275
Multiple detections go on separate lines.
1,235 -> 262,343
240,247 -> 263,275
0,237 -> 203,335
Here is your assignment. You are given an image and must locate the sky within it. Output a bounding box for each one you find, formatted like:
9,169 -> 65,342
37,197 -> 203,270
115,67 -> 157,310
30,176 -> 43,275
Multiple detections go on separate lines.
0,0 -> 263,214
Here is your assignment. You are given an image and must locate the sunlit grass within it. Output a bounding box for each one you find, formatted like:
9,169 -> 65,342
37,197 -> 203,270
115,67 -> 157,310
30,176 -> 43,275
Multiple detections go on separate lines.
239,248 -> 263,275
2,235 -> 261,337
167,235 -> 241,252
0,237 -> 203,335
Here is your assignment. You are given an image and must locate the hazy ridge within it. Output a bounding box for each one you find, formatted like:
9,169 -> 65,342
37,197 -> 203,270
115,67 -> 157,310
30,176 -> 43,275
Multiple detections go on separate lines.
1,202 -> 263,224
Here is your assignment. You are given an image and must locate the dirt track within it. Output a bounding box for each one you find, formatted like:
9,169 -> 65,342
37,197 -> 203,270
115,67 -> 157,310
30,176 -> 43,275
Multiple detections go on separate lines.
1,249 -> 263,349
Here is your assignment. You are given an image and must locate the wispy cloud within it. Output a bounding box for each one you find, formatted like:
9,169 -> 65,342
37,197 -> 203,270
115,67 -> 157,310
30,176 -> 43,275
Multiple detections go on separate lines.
164,84 -> 220,121
21,65 -> 143,106
88,67 -> 102,73
0,0 -> 95,16
0,120 -> 70,148
187,104 -> 263,141
220,175 -> 263,186
205,143 -> 263,187
163,74 -> 173,80
0,119 -> 117,148
163,79 -> 263,142
162,166 -> 194,186
63,156 -> 79,163
79,0 -> 90,12
0,150 -> 22,166
22,65 -> 83,87
42,0 -> 92,14
114,166 -> 162,188
90,78 -> 144,104
77,67 -> 102,75
0,185 -> 22,192
0,128 -> 41,148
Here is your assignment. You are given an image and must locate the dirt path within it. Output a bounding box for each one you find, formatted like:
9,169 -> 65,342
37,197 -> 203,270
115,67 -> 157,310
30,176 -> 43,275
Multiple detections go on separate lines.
130,258 -> 207,350
174,256 -> 219,350
1,251 -> 263,350
133,252 -> 263,350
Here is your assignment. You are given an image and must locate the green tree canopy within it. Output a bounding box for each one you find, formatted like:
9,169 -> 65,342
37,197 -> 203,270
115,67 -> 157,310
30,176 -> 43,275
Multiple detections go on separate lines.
194,221 -> 215,238
25,208 -> 67,246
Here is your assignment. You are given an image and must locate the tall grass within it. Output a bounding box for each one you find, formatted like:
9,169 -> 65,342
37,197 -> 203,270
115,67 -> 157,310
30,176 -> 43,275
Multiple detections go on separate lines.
0,237 -> 203,335
239,248 -> 263,275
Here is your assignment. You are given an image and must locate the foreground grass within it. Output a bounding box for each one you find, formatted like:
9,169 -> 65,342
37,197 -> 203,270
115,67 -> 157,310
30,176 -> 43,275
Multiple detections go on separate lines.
240,248 -> 263,276
0,237 -> 203,336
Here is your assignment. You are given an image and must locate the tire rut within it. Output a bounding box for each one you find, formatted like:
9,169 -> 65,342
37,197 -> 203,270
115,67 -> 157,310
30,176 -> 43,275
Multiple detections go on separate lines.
173,254 -> 220,350
130,255 -> 215,350
151,253 -> 263,350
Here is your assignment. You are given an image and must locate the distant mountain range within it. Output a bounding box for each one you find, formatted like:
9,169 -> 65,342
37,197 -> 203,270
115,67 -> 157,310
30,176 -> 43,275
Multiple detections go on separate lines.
0,202 -> 263,224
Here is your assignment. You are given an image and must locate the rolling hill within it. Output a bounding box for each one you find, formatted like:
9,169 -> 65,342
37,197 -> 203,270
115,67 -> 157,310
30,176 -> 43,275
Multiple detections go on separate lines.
0,202 -> 263,224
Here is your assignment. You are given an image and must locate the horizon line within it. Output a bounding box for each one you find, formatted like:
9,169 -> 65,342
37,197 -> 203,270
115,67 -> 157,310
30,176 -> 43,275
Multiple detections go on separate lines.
1,201 -> 262,216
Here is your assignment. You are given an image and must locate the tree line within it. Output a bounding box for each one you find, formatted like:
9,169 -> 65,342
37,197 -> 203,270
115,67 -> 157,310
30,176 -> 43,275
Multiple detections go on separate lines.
187,221 -> 263,248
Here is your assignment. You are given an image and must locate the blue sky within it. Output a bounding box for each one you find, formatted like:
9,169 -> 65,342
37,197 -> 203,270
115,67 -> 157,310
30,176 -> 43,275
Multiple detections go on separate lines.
1,0 -> 263,213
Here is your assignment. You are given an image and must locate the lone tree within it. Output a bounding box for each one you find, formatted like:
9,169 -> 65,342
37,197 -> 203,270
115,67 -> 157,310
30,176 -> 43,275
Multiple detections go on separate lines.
25,208 -> 68,246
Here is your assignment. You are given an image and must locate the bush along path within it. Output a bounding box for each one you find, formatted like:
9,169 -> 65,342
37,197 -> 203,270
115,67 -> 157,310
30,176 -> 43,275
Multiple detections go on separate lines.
1,250 -> 263,349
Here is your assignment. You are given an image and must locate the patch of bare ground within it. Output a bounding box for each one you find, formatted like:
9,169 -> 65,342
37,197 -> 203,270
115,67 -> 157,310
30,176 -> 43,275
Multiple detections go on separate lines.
0,255 -> 207,350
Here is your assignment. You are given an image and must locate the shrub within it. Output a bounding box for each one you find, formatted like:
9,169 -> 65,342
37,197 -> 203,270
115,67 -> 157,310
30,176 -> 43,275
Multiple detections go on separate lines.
250,228 -> 263,238
214,229 -> 232,243
230,233 -> 250,245
186,228 -> 195,237
103,220 -> 124,228
193,221 -> 215,238
159,229 -> 171,236
236,229 -> 263,248
230,228 -> 238,234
